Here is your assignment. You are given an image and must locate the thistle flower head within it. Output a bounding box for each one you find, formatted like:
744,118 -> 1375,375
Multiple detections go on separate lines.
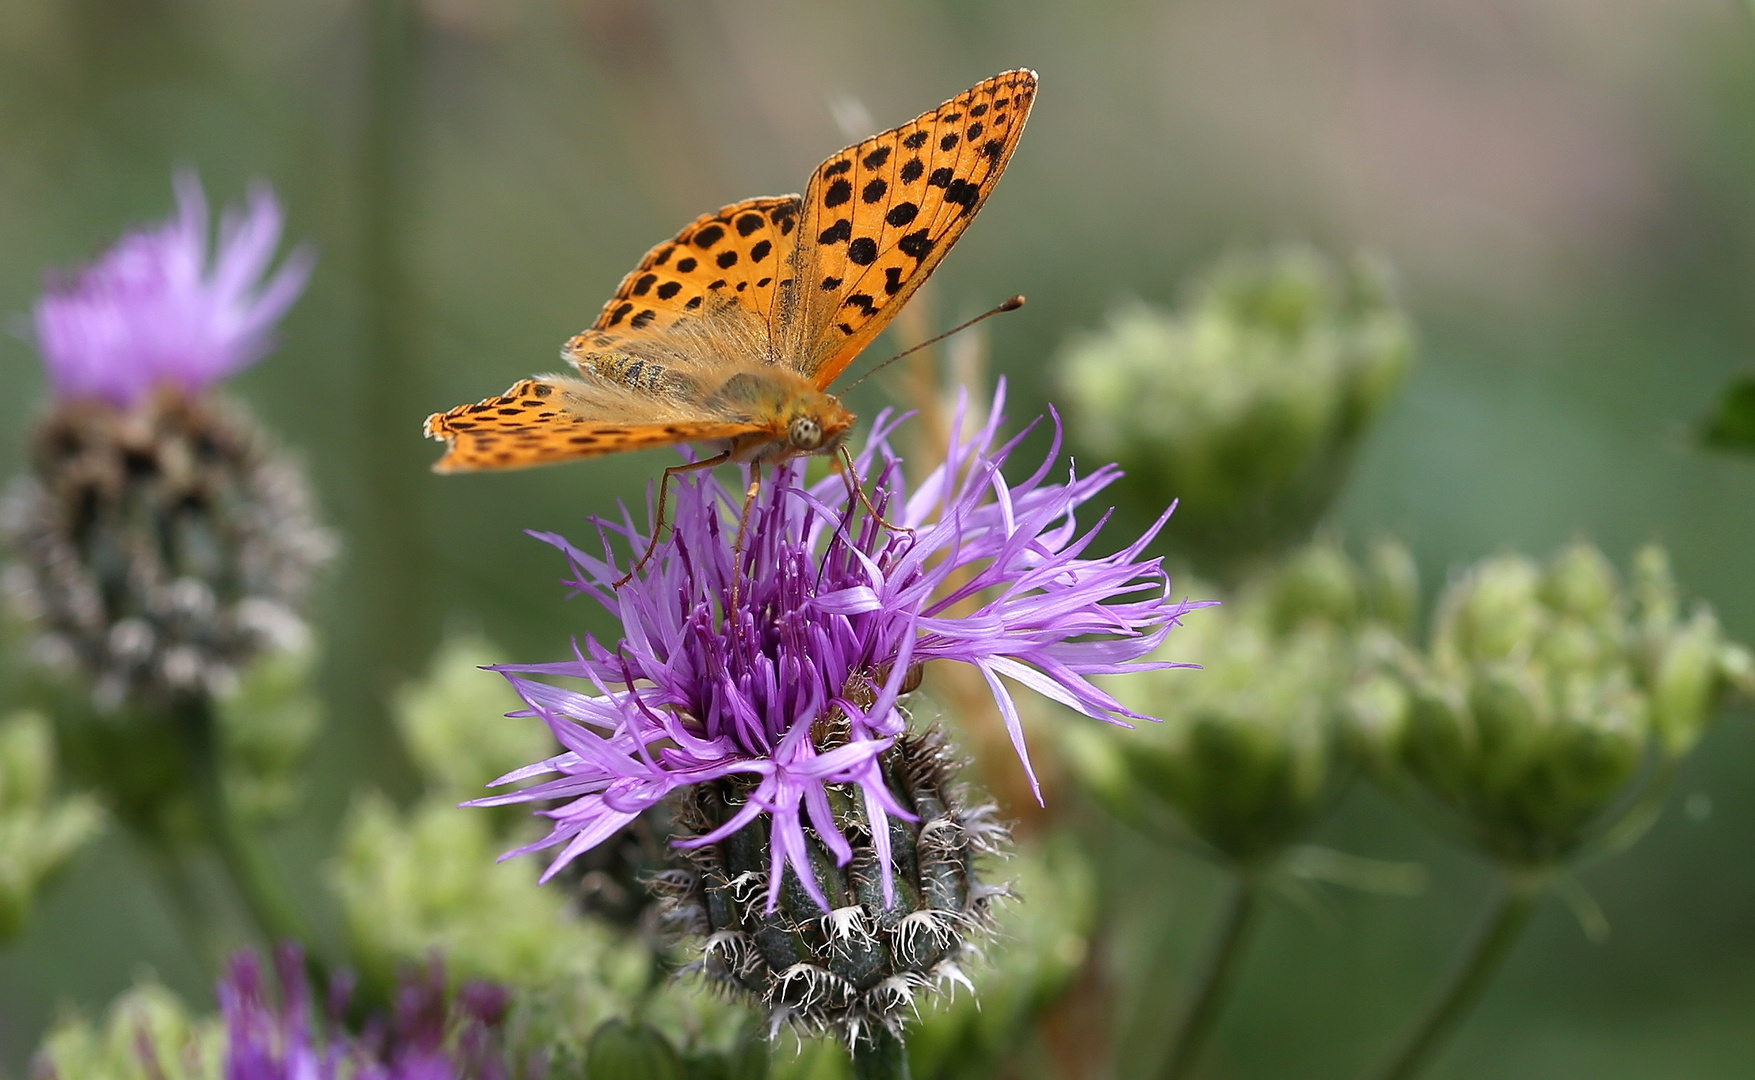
3,175 -> 331,712
471,383 -> 1199,915
32,173 -> 313,409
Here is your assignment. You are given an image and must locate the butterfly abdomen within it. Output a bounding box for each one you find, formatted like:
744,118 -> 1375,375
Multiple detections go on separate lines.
580,354 -> 697,398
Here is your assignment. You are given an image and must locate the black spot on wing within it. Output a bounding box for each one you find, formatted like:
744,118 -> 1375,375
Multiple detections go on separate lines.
862,146 -> 891,169
898,230 -> 933,260
903,130 -> 929,149
825,179 -> 852,208
750,239 -> 772,262
676,257 -> 697,273
716,250 -> 738,269
693,224 -> 725,248
824,158 -> 852,177
885,202 -> 918,227
900,158 -> 924,184
736,213 -> 764,236
862,178 -> 888,204
817,219 -> 852,245
656,281 -> 682,300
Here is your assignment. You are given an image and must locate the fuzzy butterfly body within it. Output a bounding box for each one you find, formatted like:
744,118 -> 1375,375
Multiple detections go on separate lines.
425,69 -> 1036,473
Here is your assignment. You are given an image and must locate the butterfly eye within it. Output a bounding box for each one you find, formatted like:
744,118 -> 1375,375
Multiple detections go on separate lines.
789,416 -> 824,451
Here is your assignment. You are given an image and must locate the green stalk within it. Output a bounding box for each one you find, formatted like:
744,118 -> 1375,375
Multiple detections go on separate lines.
1369,875 -> 1543,1080
1160,873 -> 1263,1080
141,842 -> 223,973
849,1028 -> 913,1080
177,694 -> 323,979
355,0 -> 435,711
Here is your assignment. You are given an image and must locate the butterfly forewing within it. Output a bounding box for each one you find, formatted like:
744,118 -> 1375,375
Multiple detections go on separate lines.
566,195 -> 803,367
784,69 -> 1037,387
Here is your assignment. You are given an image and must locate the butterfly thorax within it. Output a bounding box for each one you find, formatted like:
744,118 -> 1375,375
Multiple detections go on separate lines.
702,368 -> 855,464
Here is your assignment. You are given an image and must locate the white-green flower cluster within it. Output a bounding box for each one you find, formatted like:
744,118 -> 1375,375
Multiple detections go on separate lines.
1067,539 -> 1416,865
1356,543 -> 1752,868
1056,247 -> 1413,575
0,709 -> 102,940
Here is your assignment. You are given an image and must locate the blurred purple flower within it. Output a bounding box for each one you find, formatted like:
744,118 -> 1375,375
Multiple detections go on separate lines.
470,382 -> 1206,913
218,946 -> 509,1080
32,172 -> 313,408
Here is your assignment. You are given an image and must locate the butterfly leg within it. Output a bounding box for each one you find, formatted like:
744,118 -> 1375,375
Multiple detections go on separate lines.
615,451 -> 732,587
729,466 -> 763,614
838,446 -> 915,536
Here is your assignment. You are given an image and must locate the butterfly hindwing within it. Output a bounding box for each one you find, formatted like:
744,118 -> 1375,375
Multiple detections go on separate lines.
565,195 -> 803,366
784,69 -> 1037,386
425,379 -> 759,473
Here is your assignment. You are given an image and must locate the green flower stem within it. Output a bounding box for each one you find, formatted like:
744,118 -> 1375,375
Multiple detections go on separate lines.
850,1028 -> 912,1080
178,695 -> 321,975
1370,874 -> 1543,1080
1160,872 -> 1264,1080
141,843 -> 224,973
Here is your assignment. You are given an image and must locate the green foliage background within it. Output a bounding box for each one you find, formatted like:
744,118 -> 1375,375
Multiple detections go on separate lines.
4,1 -> 1755,1077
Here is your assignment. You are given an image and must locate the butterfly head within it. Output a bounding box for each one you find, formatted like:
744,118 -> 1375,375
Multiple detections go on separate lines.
786,394 -> 855,458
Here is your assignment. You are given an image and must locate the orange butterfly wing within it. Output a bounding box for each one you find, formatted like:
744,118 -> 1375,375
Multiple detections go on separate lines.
425,71 -> 1035,474
564,195 -> 802,365
781,69 -> 1037,387
424,380 -> 757,474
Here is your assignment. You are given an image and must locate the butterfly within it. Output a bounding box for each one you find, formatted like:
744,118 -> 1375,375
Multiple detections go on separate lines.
424,69 -> 1036,570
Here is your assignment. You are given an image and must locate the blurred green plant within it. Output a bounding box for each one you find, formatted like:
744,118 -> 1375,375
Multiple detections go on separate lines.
1064,538 -> 1420,1080
1352,542 -> 1752,1080
1695,372 -> 1755,455
1055,246 -> 1414,581
0,709 -> 102,941
32,980 -> 222,1080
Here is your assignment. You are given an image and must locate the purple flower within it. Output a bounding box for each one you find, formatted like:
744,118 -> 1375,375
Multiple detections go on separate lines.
218,946 -> 509,1080
471,383 -> 1205,912
32,172 -> 313,408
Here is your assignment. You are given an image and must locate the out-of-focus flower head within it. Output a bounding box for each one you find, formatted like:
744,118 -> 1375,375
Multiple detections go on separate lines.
473,383 -> 1196,911
1055,246 -> 1413,578
1362,542 -> 1753,868
219,945 -> 512,1080
1066,538 -> 1417,866
2,174 -> 333,713
32,172 -> 313,409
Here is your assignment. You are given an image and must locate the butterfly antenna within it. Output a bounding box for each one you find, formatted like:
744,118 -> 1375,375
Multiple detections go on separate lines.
843,295 -> 1025,392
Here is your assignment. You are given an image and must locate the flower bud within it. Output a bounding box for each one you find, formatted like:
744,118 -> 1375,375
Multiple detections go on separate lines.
655,729 -> 1007,1043
0,710 -> 102,941
1364,538 -> 1420,636
1055,246 -> 1414,575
